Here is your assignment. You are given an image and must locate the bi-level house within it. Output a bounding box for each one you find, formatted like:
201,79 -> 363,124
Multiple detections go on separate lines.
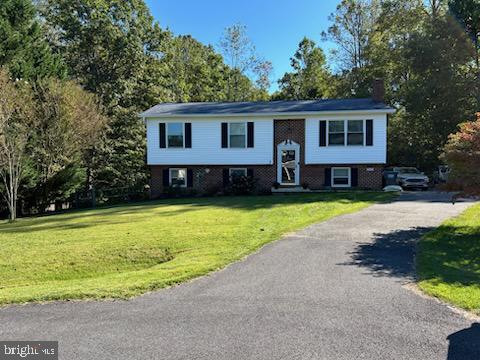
140,80 -> 395,198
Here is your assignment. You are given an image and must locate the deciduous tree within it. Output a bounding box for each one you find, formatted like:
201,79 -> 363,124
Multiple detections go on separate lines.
219,23 -> 272,101
389,14 -> 477,169
442,113 -> 480,193
39,0 -> 167,189
0,69 -> 34,221
449,0 -> 480,105
25,79 -> 107,210
276,37 -> 331,100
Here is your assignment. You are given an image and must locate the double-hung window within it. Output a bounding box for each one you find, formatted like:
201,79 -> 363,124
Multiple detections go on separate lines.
167,123 -> 184,148
229,168 -> 247,180
347,120 -> 364,145
229,123 -> 246,148
328,120 -> 364,146
328,121 -> 345,145
332,167 -> 351,187
169,168 -> 187,187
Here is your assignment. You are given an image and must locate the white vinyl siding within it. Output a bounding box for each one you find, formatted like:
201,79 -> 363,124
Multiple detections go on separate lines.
147,118 -> 273,165
147,112 -> 387,166
306,114 -> 387,164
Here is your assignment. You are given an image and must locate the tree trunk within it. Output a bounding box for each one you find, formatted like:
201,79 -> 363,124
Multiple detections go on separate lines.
10,197 -> 16,222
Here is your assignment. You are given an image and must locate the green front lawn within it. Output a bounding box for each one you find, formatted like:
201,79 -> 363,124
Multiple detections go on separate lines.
0,193 -> 391,305
417,203 -> 480,314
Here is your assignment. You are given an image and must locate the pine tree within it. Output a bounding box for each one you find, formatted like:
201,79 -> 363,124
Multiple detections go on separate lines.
0,0 -> 66,80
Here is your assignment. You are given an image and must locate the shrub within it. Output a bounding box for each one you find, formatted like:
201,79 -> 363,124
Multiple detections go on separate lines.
257,187 -> 273,195
225,176 -> 257,195
442,113 -> 480,195
164,186 -> 197,197
204,185 -> 222,197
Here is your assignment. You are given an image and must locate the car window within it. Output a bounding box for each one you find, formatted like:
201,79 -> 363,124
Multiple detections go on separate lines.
399,168 -> 420,174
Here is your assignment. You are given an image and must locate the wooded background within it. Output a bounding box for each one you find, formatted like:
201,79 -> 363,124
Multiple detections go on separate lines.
0,0 -> 478,218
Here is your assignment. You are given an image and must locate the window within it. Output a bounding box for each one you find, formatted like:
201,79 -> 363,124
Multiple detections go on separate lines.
332,167 -> 351,187
229,123 -> 246,148
229,168 -> 247,180
327,120 -> 365,146
328,120 -> 345,145
347,120 -> 364,145
167,123 -> 184,148
169,168 -> 187,187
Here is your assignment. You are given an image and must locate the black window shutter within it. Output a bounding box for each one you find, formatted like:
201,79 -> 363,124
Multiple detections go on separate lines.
324,168 -> 331,186
162,168 -> 170,186
247,122 -> 254,148
221,123 -> 228,148
366,120 -> 373,146
247,168 -> 254,178
222,168 -> 230,186
319,121 -> 327,147
185,123 -> 192,148
187,169 -> 193,187
351,168 -> 358,187
159,123 -> 166,148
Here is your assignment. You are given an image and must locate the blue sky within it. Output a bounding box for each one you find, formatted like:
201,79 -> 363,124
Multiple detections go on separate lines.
145,0 -> 339,92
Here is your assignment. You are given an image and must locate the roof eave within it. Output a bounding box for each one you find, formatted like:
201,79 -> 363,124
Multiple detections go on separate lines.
139,108 -> 396,119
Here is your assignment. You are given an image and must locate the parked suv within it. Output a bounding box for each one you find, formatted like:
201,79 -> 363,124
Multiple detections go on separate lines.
384,167 -> 429,190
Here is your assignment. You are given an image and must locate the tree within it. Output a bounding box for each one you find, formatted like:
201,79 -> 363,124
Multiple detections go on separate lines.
449,0 -> 480,105
219,23 -> 272,101
253,59 -> 273,94
442,113 -> 480,193
24,78 -> 107,210
388,13 -> 477,170
0,69 -> 34,221
0,0 -> 66,80
163,35 -> 229,102
322,0 -> 380,94
366,0 -> 425,102
276,37 -> 331,100
39,0 -> 168,189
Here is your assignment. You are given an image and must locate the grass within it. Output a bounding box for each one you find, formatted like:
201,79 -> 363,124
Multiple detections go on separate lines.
417,203 -> 480,314
0,192 -> 392,305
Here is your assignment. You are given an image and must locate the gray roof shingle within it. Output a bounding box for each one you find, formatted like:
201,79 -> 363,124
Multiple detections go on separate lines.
140,98 -> 394,117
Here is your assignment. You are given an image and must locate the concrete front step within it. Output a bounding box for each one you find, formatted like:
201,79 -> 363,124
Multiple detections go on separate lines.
271,186 -> 310,193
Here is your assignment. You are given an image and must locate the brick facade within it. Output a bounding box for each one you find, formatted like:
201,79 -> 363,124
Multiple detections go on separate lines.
150,165 -> 276,198
149,119 -> 383,197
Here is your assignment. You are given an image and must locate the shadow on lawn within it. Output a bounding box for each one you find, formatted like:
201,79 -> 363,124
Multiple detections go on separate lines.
0,193 -> 390,234
343,223 -> 480,286
341,227 -> 434,280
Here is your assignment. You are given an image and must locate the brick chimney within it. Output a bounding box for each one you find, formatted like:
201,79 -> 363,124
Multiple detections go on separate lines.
372,79 -> 385,103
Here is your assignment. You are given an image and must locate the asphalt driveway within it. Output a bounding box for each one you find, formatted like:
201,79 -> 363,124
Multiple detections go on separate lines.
1,192 -> 478,359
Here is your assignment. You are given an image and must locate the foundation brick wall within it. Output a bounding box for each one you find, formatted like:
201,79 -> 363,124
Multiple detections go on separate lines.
149,119 -> 384,197
150,165 -> 276,198
302,164 -> 383,189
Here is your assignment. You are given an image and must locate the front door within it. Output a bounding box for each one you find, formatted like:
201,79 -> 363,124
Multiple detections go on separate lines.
277,141 -> 300,185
